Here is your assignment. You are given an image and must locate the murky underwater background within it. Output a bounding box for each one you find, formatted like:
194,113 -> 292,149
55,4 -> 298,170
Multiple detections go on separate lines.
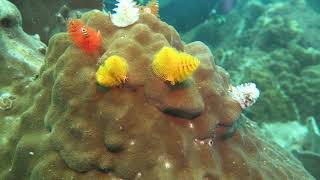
0,0 -> 319,179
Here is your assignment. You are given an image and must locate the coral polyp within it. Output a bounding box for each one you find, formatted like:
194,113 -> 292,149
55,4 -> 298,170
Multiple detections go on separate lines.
96,55 -> 129,87
152,46 -> 200,85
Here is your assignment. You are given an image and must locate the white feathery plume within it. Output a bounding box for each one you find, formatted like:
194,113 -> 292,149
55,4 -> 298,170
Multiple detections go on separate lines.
111,0 -> 140,27
229,83 -> 260,109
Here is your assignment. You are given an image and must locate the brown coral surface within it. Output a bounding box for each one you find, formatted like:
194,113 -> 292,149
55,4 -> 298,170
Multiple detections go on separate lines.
0,10 -> 314,180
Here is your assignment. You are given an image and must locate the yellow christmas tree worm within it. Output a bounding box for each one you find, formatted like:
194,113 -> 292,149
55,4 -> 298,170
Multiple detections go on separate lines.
96,55 -> 129,87
152,46 -> 200,85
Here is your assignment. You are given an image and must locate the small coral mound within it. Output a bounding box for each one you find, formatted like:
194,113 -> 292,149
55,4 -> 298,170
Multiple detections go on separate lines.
111,0 -> 140,27
96,55 -> 128,87
229,83 -> 260,109
67,19 -> 102,53
152,46 -> 200,85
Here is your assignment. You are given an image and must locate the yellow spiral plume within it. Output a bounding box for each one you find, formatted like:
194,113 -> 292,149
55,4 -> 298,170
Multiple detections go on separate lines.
96,55 -> 129,87
152,46 -> 200,85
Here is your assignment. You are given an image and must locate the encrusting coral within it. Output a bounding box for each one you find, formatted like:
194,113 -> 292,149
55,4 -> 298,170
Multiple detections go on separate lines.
0,7 -> 315,180
152,46 -> 200,85
96,55 -> 129,87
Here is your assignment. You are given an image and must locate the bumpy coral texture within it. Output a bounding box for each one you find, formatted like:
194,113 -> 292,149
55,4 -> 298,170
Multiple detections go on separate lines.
0,10 -> 314,180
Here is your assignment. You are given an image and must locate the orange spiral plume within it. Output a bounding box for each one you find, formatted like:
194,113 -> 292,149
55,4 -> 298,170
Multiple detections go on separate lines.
67,19 -> 102,54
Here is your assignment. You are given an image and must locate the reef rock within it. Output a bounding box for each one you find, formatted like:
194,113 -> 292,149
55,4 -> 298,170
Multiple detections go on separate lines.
0,0 -> 46,135
260,117 -> 320,179
184,0 -> 320,123
0,0 -> 46,89
0,0 -> 46,177
0,8 -> 314,179
9,0 -> 104,43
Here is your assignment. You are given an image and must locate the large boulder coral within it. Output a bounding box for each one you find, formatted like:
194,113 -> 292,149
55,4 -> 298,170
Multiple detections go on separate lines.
0,9 -> 314,180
